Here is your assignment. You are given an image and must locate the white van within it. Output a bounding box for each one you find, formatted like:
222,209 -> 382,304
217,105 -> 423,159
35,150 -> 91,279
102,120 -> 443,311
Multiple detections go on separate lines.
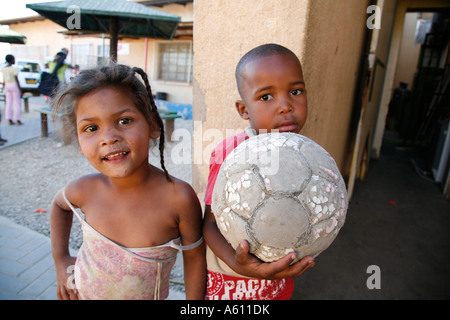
0,59 -> 43,95
16,59 -> 43,95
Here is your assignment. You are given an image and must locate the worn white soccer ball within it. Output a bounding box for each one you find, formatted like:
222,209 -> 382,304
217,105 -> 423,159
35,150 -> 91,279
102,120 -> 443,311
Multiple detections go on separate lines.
212,132 -> 348,263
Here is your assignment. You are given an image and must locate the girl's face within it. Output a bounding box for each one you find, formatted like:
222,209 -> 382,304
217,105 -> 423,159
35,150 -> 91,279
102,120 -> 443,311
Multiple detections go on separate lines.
236,53 -> 307,134
75,85 -> 159,179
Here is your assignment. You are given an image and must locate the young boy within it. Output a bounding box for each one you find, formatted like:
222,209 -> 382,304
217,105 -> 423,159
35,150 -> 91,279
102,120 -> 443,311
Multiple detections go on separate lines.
203,44 -> 315,300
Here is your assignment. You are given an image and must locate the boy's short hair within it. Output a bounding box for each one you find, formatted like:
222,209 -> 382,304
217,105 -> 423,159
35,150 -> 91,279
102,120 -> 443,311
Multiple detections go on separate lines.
235,43 -> 298,94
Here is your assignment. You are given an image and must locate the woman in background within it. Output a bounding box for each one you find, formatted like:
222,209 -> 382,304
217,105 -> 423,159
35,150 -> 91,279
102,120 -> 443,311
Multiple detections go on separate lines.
1,54 -> 22,125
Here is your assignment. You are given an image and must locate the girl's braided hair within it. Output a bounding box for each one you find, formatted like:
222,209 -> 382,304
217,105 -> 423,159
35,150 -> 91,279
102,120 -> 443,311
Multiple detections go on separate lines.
52,64 -> 171,181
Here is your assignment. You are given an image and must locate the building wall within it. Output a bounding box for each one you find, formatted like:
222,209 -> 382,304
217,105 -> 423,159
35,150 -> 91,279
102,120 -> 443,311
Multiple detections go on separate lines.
10,19 -> 75,62
4,2 -> 194,104
393,12 -> 424,91
146,39 -> 193,104
145,2 -> 194,103
192,0 -> 370,198
346,0 -> 398,198
301,0 -> 370,170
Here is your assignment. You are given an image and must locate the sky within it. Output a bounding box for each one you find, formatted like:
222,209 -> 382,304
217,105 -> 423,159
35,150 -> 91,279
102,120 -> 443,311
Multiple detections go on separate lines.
0,0 -> 50,21
0,0 -> 53,59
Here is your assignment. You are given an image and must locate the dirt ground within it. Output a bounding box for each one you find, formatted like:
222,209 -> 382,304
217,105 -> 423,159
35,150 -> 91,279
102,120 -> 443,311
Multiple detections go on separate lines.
293,133 -> 450,299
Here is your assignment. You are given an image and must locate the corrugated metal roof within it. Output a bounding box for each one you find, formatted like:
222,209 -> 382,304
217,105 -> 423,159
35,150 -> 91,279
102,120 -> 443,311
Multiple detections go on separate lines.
27,0 -> 180,21
0,27 -> 27,44
141,0 -> 193,7
26,0 -> 180,40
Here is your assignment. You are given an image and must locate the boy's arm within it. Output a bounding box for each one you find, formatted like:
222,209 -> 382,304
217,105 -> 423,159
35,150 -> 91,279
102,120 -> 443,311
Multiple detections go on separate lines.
176,182 -> 206,300
50,188 -> 78,300
203,205 -> 315,280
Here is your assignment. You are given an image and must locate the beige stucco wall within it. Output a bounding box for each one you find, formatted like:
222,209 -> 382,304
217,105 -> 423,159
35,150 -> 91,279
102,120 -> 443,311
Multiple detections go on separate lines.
145,2 -> 194,103
146,39 -> 193,104
364,0 -> 397,163
393,12 -> 423,91
192,0 -> 370,197
10,19 -> 75,61
346,0 -> 398,198
145,2 -> 194,22
5,2 -> 194,104
9,19 -> 146,69
301,0 -> 370,168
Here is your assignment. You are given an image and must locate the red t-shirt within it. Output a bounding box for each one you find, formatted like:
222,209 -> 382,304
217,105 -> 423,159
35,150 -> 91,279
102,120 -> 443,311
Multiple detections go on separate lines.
204,129 -> 294,300
204,130 -> 250,205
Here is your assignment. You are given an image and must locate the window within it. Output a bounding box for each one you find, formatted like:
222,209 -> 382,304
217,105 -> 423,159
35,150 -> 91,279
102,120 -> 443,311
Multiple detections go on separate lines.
97,44 -> 110,65
72,43 -> 93,68
157,42 -> 193,83
17,61 -> 41,73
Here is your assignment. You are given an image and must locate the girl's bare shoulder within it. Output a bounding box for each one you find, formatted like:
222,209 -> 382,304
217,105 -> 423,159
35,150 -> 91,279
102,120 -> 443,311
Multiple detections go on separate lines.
64,173 -> 107,208
159,175 -> 201,215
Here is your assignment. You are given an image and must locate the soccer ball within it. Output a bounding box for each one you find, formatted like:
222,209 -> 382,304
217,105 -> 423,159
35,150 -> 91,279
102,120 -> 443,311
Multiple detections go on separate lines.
211,132 -> 348,263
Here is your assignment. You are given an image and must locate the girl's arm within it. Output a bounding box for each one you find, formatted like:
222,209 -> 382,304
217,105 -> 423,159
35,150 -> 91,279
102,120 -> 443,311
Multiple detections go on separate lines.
203,205 -> 315,280
13,68 -> 21,93
50,188 -> 78,300
175,182 -> 206,300
182,243 -> 206,300
14,75 -> 20,90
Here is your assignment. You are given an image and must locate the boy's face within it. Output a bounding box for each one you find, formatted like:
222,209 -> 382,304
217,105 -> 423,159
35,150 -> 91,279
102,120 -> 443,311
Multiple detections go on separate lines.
236,53 -> 307,134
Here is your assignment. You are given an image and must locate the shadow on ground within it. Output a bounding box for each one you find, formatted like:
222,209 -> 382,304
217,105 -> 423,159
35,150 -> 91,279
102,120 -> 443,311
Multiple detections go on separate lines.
293,131 -> 450,300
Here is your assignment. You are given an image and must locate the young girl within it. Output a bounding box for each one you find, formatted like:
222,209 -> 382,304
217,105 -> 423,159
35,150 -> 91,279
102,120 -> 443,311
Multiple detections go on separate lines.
50,64 -> 205,300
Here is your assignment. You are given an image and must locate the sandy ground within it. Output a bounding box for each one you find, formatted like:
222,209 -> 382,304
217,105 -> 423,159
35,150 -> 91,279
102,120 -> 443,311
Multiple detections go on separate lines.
0,116 -> 193,294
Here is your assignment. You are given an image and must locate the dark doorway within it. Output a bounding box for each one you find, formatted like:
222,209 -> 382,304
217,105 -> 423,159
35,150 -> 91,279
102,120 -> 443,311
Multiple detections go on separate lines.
385,10 -> 450,191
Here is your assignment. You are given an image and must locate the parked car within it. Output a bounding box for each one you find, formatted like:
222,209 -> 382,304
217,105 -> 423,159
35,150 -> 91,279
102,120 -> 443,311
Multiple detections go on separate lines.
16,59 -> 43,95
0,59 -> 43,95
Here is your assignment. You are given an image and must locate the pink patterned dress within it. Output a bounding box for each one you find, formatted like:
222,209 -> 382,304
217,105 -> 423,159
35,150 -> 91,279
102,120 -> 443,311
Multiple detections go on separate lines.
63,189 -> 203,300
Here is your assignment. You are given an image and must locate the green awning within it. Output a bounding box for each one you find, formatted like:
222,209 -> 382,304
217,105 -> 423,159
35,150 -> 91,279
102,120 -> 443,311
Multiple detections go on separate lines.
26,0 -> 180,39
0,28 -> 26,44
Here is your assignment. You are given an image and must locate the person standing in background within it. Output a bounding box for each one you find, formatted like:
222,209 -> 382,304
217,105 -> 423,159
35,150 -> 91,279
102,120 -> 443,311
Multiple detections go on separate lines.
1,54 -> 22,125
50,48 -> 73,83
